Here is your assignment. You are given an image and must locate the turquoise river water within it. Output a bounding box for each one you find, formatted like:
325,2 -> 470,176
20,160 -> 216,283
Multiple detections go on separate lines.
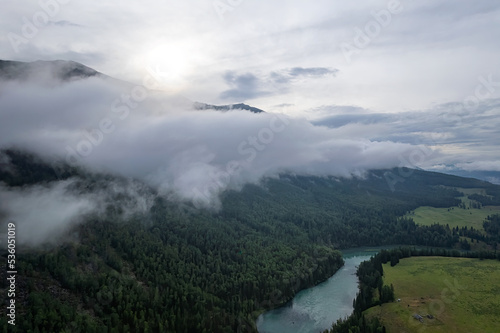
256,248 -> 382,333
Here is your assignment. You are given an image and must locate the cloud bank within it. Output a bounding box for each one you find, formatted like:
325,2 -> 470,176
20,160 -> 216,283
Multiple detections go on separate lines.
0,172 -> 155,246
0,75 -> 426,213
312,99 -> 500,170
2,70 -> 499,245
0,179 -> 95,246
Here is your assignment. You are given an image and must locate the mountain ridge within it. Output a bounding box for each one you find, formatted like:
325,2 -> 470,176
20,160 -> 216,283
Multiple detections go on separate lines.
0,59 -> 268,114
193,102 -> 265,113
0,59 -> 102,82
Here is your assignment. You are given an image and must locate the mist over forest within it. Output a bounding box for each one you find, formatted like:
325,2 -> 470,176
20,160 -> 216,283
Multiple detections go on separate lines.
1,1 -> 500,332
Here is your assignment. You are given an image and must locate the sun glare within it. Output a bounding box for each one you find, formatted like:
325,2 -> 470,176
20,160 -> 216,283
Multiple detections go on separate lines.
143,44 -> 194,92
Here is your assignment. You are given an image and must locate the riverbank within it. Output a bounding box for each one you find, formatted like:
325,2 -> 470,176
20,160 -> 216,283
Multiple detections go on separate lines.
256,247 -> 383,333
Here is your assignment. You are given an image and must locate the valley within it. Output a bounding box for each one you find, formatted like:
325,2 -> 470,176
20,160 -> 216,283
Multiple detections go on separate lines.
1,56 -> 500,333
1,150 -> 500,332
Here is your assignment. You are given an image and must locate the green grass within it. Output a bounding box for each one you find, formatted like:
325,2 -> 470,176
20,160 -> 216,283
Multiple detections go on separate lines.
365,257 -> 500,333
407,206 -> 500,231
406,188 -> 500,231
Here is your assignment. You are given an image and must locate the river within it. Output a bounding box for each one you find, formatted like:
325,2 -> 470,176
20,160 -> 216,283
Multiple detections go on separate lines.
256,248 -> 381,333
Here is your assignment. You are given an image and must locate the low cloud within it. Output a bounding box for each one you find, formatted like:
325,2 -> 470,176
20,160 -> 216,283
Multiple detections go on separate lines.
0,179 -> 95,246
0,175 -> 154,246
0,75 -> 426,212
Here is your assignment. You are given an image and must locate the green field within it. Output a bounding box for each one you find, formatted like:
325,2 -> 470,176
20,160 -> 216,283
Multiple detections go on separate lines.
365,257 -> 500,332
407,205 -> 500,231
406,188 -> 500,231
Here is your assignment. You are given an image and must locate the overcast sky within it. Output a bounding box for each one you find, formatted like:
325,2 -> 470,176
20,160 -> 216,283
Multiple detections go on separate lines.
1,0 -> 499,175
1,0 -> 500,115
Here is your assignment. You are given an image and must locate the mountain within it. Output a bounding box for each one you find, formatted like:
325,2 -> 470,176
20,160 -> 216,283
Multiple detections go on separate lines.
0,59 -> 266,114
194,102 -> 265,113
431,167 -> 500,185
0,59 -> 102,82
1,148 -> 500,332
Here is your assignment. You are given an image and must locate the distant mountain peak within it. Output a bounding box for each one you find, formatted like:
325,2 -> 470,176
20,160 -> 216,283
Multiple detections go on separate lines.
193,102 -> 265,113
0,59 -> 102,82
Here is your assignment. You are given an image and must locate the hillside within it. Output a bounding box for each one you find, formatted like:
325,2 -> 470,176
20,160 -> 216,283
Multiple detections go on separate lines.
1,149 -> 500,332
0,60 -> 102,82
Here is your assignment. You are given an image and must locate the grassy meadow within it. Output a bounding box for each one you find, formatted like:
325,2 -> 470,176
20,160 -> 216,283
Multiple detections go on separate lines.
406,188 -> 500,231
365,256 -> 500,332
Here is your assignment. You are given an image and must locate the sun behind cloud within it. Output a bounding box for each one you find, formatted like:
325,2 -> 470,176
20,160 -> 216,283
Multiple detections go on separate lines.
140,43 -> 197,92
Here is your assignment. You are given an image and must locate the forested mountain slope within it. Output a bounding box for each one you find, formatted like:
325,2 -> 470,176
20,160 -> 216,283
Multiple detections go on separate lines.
1,149 -> 500,332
